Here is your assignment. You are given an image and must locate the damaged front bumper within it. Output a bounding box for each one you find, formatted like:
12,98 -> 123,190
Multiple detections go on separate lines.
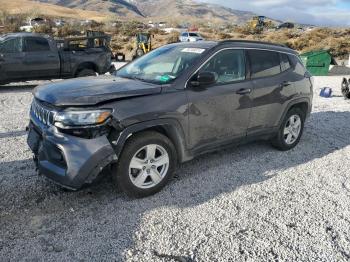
27,118 -> 117,190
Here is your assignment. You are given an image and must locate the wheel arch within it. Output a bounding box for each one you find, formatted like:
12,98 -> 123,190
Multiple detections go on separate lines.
74,62 -> 99,76
278,98 -> 311,128
109,119 -> 191,164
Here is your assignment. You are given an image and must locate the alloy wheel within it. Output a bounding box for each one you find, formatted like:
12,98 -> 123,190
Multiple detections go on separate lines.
283,114 -> 302,145
129,144 -> 169,189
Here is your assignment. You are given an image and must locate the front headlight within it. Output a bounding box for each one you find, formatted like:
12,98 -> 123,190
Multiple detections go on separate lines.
54,109 -> 112,127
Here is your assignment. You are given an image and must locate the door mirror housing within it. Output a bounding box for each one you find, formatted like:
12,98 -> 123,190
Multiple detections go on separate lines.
191,71 -> 218,87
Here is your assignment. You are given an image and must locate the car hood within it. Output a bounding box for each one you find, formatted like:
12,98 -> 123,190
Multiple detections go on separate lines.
34,75 -> 162,106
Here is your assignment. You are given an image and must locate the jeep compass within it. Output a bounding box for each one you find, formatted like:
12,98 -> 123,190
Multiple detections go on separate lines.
27,40 -> 313,197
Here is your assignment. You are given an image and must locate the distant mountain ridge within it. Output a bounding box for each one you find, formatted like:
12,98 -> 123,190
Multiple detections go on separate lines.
37,0 -> 144,17
35,0 -> 261,24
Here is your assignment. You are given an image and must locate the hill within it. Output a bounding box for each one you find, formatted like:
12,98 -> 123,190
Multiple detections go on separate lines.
128,0 -> 258,24
36,0 -> 263,24
36,0 -> 143,18
0,0 -> 109,22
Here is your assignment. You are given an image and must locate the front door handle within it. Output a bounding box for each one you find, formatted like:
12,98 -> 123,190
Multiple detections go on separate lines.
280,81 -> 291,87
236,88 -> 252,95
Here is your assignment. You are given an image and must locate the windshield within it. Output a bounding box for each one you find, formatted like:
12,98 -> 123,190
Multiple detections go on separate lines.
116,45 -> 207,84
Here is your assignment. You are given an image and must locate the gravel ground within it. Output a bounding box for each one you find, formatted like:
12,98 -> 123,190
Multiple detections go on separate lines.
1,76 -> 350,261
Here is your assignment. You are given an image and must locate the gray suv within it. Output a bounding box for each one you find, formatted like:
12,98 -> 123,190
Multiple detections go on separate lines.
27,40 -> 313,197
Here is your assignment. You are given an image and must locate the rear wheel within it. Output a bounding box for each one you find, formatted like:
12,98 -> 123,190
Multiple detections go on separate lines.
76,68 -> 97,77
271,108 -> 305,151
113,131 -> 177,198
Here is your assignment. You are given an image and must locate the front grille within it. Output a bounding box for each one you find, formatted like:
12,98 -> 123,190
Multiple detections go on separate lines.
31,99 -> 56,126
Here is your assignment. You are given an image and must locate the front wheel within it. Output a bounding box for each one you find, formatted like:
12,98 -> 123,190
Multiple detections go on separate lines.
113,131 -> 177,198
136,48 -> 144,58
271,108 -> 305,151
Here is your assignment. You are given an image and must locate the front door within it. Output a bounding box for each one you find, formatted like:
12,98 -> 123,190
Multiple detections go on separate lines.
0,37 -> 25,82
187,49 -> 252,150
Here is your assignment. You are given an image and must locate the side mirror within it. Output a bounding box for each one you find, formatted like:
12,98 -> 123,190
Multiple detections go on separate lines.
191,71 -> 218,87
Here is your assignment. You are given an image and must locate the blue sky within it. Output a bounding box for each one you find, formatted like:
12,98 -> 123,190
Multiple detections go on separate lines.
198,0 -> 350,26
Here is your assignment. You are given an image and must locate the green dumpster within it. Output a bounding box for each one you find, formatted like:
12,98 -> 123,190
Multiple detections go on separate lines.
300,50 -> 337,76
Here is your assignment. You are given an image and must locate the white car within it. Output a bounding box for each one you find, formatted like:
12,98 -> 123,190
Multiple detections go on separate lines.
19,25 -> 33,32
179,32 -> 204,42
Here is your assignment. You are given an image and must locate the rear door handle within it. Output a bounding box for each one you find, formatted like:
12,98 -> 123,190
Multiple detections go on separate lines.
280,81 -> 291,87
236,88 -> 252,95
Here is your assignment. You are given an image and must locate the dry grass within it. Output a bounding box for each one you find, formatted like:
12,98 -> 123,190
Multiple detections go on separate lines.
197,27 -> 350,58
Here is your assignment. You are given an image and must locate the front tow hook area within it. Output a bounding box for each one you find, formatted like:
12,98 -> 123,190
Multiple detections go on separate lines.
36,130 -> 118,189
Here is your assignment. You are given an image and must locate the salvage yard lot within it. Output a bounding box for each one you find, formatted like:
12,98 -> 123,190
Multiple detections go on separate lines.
0,76 -> 350,261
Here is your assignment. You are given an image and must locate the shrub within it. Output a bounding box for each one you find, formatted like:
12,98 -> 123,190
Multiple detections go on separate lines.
33,24 -> 52,34
165,31 -> 180,44
218,32 -> 232,40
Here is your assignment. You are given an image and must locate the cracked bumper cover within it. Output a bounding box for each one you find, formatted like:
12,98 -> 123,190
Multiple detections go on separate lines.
27,121 -> 117,190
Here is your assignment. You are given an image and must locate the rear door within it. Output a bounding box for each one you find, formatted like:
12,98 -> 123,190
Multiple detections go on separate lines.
23,37 -> 60,79
247,50 -> 296,135
0,37 -> 25,82
187,49 -> 253,150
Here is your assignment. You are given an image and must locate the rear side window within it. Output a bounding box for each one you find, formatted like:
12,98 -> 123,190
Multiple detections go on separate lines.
281,53 -> 291,71
24,38 -> 50,52
290,55 -> 307,75
199,49 -> 246,84
0,38 -> 22,53
189,33 -> 199,37
248,50 -> 281,78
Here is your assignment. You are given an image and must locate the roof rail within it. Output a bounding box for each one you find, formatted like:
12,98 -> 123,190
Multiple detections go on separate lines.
218,40 -> 287,48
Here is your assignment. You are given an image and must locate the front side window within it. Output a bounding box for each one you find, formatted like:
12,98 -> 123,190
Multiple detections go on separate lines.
249,50 -> 281,78
0,38 -> 22,53
24,38 -> 50,52
116,45 -> 206,84
198,49 -> 246,84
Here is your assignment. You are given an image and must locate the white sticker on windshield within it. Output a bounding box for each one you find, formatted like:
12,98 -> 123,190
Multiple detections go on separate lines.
181,48 -> 205,54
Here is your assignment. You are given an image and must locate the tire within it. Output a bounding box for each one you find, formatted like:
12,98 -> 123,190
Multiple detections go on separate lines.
341,78 -> 350,99
76,68 -> 97,77
112,131 -> 177,198
136,48 -> 144,58
271,107 -> 306,151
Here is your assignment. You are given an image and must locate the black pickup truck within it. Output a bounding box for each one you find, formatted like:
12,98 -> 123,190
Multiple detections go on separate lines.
0,32 -> 112,84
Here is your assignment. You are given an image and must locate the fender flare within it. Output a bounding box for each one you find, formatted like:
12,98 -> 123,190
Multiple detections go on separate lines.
109,119 -> 191,163
277,97 -> 311,128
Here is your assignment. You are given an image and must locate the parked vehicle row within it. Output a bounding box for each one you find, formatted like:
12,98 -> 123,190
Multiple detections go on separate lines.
0,32 -> 112,85
27,40 -> 313,197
